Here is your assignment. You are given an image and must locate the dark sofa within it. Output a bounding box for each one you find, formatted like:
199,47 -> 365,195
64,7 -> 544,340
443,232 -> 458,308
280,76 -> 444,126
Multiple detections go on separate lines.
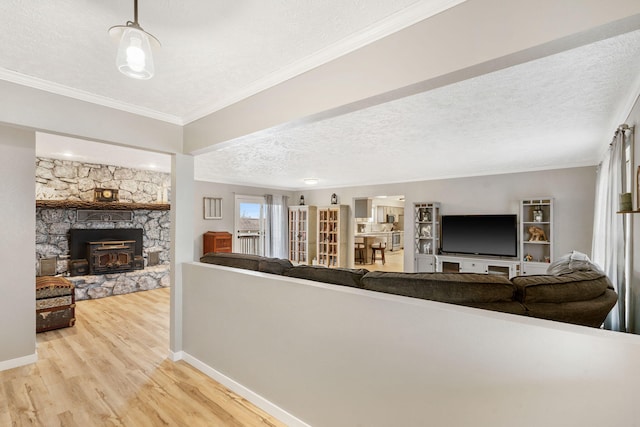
199,252 -> 617,328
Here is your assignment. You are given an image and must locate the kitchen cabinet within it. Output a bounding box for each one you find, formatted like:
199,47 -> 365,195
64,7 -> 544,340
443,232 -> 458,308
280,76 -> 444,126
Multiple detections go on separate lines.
376,205 -> 404,223
354,198 -> 371,218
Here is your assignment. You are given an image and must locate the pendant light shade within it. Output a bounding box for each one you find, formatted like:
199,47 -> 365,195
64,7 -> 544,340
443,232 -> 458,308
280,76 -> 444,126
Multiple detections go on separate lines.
115,27 -> 154,79
109,0 -> 160,80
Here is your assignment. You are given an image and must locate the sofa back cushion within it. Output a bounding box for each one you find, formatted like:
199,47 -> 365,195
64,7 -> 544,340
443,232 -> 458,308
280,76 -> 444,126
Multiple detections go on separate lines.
283,265 -> 368,288
200,253 -> 293,275
361,272 -> 515,304
258,257 -> 293,275
200,252 -> 262,271
511,271 -> 612,304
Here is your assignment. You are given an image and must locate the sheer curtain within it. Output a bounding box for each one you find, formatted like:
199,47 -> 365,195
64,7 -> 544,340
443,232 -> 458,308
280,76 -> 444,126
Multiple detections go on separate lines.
264,194 -> 289,258
592,126 -> 631,332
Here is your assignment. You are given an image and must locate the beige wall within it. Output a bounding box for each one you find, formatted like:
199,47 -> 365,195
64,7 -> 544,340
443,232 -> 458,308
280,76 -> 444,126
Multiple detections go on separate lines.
0,125 -> 36,367
193,181 -> 294,259
0,80 -> 183,154
295,166 -> 596,270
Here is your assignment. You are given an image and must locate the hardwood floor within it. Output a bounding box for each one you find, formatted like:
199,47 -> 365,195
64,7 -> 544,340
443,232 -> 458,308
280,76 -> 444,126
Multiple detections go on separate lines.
356,249 -> 405,272
0,288 -> 286,427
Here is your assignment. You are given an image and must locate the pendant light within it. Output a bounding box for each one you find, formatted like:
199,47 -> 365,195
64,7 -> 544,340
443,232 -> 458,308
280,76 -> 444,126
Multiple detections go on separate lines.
109,0 -> 160,80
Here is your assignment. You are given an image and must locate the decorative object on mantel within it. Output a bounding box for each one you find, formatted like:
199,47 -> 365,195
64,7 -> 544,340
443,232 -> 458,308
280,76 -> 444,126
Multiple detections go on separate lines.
299,195 -> 305,205
36,200 -> 170,211
330,193 -> 338,205
94,188 -> 119,202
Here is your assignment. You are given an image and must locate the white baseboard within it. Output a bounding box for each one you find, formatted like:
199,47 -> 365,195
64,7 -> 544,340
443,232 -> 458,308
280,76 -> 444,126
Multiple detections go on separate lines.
181,352 -> 310,427
0,352 -> 37,372
168,350 -> 184,362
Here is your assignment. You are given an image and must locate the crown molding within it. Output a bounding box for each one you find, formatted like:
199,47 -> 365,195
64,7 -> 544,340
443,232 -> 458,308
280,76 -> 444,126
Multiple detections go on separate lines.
0,0 -> 466,127
182,0 -> 468,124
0,68 -> 183,125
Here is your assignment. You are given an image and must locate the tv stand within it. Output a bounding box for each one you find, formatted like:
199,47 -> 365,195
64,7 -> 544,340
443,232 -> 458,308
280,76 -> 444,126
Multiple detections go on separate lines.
436,255 -> 520,278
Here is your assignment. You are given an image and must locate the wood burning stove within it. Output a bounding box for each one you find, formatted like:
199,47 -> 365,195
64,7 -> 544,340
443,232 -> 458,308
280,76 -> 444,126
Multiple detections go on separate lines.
68,229 -> 144,276
87,240 -> 135,274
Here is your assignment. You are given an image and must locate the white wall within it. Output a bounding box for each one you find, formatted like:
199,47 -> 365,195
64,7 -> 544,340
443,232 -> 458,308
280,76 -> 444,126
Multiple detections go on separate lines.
296,166 -> 596,270
0,125 -> 36,369
193,180 -> 294,259
182,263 -> 640,427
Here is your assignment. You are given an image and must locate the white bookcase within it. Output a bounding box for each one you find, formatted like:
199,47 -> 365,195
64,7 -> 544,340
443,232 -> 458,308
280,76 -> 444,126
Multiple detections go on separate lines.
317,205 -> 348,268
520,198 -> 554,275
288,205 -> 317,265
413,202 -> 440,272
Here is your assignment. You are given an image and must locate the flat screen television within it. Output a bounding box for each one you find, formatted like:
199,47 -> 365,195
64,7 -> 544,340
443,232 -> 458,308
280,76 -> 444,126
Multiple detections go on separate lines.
440,214 -> 518,257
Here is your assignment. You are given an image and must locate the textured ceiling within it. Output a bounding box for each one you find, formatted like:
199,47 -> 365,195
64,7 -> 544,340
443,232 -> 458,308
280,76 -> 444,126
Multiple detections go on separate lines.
7,2 -> 640,190
194,29 -> 640,189
0,0 -> 437,123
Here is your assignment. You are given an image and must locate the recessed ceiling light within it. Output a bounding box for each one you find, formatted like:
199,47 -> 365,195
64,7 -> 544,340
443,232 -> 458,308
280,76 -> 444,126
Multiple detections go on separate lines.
304,178 -> 318,185
62,152 -> 74,157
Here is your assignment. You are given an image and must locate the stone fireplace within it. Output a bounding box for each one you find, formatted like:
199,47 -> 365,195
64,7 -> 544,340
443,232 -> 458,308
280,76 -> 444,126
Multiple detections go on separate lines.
35,157 -> 172,300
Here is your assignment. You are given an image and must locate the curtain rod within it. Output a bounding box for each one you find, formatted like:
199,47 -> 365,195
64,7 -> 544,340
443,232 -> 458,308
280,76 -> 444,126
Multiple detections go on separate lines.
610,123 -> 634,145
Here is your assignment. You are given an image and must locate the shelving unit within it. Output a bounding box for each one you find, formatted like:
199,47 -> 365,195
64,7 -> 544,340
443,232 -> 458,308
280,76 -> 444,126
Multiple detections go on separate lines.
413,202 -> 440,272
317,205 -> 348,267
520,198 -> 554,275
288,205 -> 317,265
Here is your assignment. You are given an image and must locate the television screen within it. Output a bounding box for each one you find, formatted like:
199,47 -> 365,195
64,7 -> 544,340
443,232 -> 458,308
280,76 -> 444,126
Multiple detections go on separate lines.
441,215 -> 518,257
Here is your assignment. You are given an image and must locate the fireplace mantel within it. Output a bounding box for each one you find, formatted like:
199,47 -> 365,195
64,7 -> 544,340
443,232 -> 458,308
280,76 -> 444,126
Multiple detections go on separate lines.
36,200 -> 170,211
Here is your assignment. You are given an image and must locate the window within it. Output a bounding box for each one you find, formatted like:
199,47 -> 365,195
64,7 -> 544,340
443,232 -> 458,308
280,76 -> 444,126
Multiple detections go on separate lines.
234,195 -> 265,255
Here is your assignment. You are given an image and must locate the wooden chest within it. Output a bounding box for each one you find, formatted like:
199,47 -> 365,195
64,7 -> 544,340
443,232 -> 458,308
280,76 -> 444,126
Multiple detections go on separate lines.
36,276 -> 76,333
203,231 -> 233,255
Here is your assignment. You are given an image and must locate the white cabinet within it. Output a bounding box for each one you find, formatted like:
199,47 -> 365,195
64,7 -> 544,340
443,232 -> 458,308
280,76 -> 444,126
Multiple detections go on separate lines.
437,255 -> 520,278
288,206 -> 317,265
520,198 -> 553,275
414,202 -> 440,272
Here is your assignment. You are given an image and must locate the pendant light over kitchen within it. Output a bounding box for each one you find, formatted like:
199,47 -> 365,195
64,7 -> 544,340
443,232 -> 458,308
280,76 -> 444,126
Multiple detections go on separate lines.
109,0 -> 160,80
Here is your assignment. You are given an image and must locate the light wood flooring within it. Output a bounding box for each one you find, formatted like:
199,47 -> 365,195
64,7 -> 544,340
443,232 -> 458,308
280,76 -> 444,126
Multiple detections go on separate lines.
354,249 -> 404,272
0,288 -> 286,427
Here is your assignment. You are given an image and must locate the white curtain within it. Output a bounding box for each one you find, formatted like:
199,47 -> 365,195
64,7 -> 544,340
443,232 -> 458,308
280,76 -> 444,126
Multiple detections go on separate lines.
592,127 -> 630,332
264,194 -> 289,258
